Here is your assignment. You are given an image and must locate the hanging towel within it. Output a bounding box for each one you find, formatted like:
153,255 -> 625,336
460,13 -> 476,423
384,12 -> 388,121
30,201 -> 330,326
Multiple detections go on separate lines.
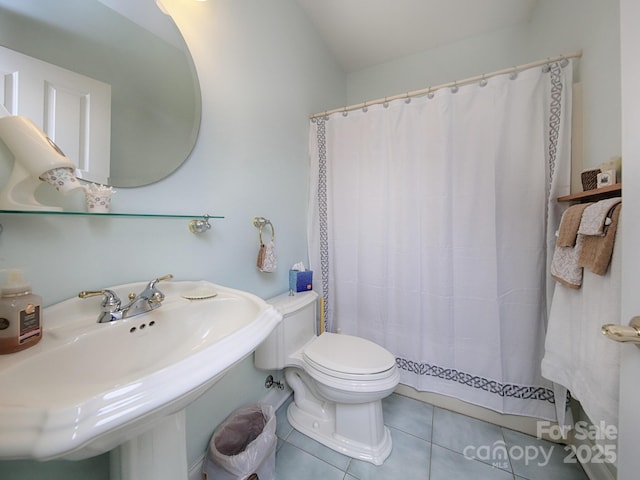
557,203 -> 592,247
551,204 -> 591,288
256,220 -> 277,273
550,235 -> 584,289
257,242 -> 277,272
577,197 -> 622,236
579,203 -> 621,275
259,241 -> 277,272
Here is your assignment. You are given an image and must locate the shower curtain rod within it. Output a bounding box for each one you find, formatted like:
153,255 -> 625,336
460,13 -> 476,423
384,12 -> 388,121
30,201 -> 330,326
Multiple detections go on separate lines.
310,50 -> 582,120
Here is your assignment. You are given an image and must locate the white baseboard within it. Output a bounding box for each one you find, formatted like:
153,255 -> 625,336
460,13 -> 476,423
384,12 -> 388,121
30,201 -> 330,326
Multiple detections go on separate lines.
580,457 -> 616,480
188,386 -> 293,480
261,384 -> 294,411
569,434 -> 617,480
188,455 -> 205,480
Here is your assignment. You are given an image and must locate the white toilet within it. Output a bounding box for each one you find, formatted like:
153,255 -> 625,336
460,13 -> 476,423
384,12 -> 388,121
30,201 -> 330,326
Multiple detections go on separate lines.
254,291 -> 400,465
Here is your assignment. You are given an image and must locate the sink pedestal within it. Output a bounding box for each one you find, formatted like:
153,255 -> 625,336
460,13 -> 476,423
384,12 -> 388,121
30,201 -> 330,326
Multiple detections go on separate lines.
110,411 -> 188,480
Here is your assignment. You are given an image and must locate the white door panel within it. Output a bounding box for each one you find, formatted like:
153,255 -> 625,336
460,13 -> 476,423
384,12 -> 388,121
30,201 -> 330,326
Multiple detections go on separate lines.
617,0 -> 640,478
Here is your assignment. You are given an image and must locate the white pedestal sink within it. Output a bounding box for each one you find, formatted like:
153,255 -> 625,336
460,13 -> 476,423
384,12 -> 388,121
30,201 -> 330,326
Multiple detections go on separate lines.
0,280 -> 282,480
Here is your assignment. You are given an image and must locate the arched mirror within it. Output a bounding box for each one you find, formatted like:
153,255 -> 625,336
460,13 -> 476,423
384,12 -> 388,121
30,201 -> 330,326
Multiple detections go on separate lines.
0,0 -> 201,187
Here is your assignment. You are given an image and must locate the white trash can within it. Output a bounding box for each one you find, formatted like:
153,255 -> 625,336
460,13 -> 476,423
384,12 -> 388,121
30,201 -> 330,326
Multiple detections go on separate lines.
202,403 -> 276,480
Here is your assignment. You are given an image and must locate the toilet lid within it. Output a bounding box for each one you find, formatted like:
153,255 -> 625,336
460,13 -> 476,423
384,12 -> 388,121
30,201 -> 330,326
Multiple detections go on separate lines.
303,333 -> 396,375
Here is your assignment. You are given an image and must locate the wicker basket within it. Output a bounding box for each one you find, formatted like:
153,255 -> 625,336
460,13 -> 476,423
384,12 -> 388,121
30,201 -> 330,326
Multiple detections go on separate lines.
581,168 -> 601,191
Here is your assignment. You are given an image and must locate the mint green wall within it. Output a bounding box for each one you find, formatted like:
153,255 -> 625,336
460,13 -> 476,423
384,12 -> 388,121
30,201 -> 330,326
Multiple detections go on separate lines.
345,0 -> 620,170
0,0 -> 345,478
528,0 -> 620,172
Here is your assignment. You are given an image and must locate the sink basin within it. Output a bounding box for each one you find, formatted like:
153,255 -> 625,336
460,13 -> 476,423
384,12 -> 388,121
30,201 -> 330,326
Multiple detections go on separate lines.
0,280 -> 282,462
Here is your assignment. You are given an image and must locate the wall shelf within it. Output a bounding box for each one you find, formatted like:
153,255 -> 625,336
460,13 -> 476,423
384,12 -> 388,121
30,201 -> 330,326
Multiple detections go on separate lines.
557,183 -> 621,203
0,209 -> 222,220
0,210 -> 223,234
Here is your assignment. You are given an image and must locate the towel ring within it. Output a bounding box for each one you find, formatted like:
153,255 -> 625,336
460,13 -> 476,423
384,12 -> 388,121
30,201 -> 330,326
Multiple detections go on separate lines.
253,217 -> 275,244
259,221 -> 274,244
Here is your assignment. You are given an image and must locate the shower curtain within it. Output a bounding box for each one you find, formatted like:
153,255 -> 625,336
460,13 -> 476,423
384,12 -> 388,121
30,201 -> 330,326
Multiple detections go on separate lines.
307,61 -> 572,419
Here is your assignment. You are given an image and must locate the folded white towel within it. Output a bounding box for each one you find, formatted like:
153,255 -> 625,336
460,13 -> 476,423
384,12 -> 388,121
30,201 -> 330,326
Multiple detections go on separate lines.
577,197 -> 622,236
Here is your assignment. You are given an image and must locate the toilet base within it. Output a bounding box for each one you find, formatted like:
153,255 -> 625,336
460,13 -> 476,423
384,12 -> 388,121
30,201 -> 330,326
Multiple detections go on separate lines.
286,389 -> 393,466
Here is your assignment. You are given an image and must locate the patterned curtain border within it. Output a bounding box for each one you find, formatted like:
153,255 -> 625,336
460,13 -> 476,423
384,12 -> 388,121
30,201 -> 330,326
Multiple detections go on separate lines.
315,119 -> 330,332
396,358 -> 561,405
547,61 -> 563,192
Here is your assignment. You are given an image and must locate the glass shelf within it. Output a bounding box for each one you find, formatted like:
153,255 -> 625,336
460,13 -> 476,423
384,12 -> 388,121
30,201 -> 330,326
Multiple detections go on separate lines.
0,209 -> 223,220
0,210 -> 223,234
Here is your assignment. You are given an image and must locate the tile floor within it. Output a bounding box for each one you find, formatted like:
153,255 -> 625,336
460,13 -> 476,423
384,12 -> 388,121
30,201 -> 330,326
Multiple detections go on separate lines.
274,393 -> 589,480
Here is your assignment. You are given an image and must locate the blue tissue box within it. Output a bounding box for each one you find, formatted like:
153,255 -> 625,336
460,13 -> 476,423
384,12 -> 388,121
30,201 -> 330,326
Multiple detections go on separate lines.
289,270 -> 313,292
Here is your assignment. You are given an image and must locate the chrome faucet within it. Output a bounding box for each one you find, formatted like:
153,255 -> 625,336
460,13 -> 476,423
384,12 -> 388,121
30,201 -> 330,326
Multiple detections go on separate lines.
79,274 -> 173,323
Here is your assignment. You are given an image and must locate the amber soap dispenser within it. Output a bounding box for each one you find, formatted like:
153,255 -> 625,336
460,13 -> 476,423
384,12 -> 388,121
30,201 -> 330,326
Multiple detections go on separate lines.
0,269 -> 42,354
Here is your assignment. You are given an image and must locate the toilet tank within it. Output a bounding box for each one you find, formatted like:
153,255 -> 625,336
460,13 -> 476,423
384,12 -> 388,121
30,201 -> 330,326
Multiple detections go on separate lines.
254,290 -> 318,370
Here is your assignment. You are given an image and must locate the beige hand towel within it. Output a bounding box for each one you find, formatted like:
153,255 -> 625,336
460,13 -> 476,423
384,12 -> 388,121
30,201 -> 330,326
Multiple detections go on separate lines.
579,203 -> 621,275
557,203 -> 593,247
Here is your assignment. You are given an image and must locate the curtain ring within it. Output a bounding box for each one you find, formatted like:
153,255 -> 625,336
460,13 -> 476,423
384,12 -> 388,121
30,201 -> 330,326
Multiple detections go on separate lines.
559,55 -> 569,68
405,93 -> 412,104
451,82 -> 459,94
509,67 -> 518,80
342,108 -> 348,117
362,101 -> 368,113
383,97 -> 389,108
479,74 -> 488,87
427,88 -> 434,99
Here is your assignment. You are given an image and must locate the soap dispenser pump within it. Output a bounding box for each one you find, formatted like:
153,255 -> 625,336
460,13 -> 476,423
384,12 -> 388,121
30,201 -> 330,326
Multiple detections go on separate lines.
0,269 -> 42,354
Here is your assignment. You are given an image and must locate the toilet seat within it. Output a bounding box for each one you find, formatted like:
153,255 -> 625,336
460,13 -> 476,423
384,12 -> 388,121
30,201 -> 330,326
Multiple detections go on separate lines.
303,333 -> 397,381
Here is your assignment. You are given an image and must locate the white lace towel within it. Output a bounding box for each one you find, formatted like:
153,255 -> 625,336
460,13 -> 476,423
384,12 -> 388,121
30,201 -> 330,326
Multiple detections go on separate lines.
258,241 -> 277,273
577,197 -> 622,236
550,235 -> 584,288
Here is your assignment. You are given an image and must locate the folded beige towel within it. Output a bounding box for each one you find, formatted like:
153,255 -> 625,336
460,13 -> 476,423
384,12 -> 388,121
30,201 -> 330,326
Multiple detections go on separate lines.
578,197 -> 622,236
557,203 -> 593,247
551,235 -> 584,289
579,203 -> 621,275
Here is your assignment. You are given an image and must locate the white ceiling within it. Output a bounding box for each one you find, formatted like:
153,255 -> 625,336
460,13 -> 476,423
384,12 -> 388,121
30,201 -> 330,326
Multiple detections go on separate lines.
294,0 -> 538,73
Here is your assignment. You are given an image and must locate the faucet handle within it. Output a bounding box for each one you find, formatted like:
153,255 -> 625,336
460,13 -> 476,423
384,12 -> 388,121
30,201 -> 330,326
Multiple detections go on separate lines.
148,274 -> 173,288
140,274 -> 173,305
78,289 -> 122,309
79,289 -> 123,323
